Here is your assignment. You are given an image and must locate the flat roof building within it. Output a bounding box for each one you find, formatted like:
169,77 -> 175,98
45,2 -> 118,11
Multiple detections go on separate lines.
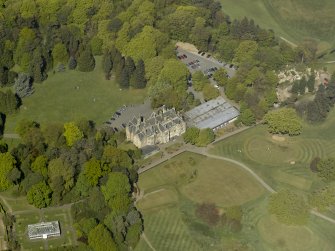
28,221 -> 61,240
184,97 -> 239,130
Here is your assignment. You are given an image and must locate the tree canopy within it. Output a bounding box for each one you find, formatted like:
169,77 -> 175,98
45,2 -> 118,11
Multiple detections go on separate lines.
269,190 -> 309,225
263,108 -> 302,135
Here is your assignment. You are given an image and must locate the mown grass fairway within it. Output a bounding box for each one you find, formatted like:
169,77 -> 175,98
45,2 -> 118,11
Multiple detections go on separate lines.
3,56 -> 147,133
136,150 -> 335,251
138,152 -> 265,207
136,152 -> 266,251
210,109 -> 335,192
221,0 -> 335,52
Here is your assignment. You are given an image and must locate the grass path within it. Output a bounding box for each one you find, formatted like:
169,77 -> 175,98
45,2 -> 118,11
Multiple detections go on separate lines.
138,128 -> 335,226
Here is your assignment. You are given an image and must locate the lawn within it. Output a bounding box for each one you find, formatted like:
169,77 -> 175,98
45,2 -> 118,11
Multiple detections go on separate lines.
210,109 -> 335,192
2,56 -> 147,133
221,0 -> 335,53
136,152 -> 266,251
14,206 -> 76,250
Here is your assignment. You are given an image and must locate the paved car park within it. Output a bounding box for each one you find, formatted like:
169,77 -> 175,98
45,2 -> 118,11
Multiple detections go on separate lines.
103,99 -> 153,131
176,47 -> 236,79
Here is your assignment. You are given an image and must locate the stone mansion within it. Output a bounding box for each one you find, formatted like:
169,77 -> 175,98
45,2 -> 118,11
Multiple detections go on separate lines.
126,106 -> 186,148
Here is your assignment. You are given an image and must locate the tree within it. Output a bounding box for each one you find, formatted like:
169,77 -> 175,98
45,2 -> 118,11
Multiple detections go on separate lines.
0,152 -> 16,191
183,127 -> 200,145
263,108 -> 302,135
126,223 -> 142,248
52,43 -> 69,65
125,57 -> 135,77
239,108 -> 256,125
130,60 -> 146,89
90,37 -> 103,56
43,122 -> 66,147
0,67 -> 8,87
316,158 -> 335,182
75,217 -> 98,239
48,158 -> 75,195
307,72 -> 315,92
119,67 -> 130,89
101,172 -> 131,212
268,190 -> 309,225
124,26 -> 168,62
192,71 -> 207,91
77,48 -> 95,72
196,128 -> 215,146
213,68 -> 228,87
195,203 -> 220,226
83,158 -> 103,186
14,73 -> 34,98
0,90 -> 17,114
63,122 -> 84,147
203,84 -> 219,101
233,40 -> 258,65
31,155 -> 48,177
68,56 -> 77,70
88,224 -> 117,251
310,157 -> 321,173
309,185 -> 335,212
103,146 -> 132,169
157,59 -> 188,92
27,181 -> 52,208
102,52 -> 113,80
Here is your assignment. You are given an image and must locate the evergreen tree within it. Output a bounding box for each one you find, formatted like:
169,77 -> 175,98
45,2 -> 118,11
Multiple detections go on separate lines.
0,67 -> 8,87
30,49 -> 47,83
130,60 -> 146,89
78,48 -> 95,72
115,57 -> 125,84
298,77 -> 307,94
68,56 -> 77,70
125,57 -> 135,76
307,72 -> 315,92
119,68 -> 130,89
103,52 -> 113,80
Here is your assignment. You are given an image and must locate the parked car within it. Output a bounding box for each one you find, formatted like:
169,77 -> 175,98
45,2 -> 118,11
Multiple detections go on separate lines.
201,52 -> 205,56
198,51 -> 202,54
206,54 -> 211,58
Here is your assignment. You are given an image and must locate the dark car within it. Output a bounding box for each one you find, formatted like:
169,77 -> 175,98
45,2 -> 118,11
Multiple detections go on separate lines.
206,54 -> 211,58
198,51 -> 202,54
229,64 -> 234,68
183,54 -> 187,58
115,112 -> 121,116
201,52 -> 205,56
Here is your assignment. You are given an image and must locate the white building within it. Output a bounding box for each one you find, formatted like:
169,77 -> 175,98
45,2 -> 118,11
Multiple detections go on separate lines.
184,97 -> 239,130
28,221 -> 61,240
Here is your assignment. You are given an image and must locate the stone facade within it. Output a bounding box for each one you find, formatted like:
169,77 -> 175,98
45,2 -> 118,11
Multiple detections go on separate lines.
126,106 -> 186,148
